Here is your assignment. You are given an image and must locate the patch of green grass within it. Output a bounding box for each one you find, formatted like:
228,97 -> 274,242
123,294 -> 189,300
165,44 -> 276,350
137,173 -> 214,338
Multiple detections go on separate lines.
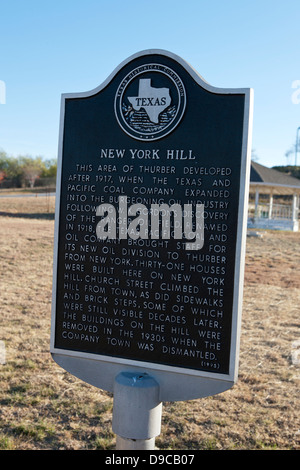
250,438 -> 279,450
0,433 -> 16,450
200,437 -> 218,450
13,420 -> 56,441
93,432 -> 115,450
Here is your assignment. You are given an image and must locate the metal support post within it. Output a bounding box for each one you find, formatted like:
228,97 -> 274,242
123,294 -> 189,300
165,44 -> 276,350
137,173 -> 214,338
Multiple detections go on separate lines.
112,372 -> 162,450
295,126 -> 300,166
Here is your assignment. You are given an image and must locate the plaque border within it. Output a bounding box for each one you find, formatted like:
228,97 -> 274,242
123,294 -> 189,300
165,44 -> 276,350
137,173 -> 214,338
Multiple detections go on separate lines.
50,49 -> 253,401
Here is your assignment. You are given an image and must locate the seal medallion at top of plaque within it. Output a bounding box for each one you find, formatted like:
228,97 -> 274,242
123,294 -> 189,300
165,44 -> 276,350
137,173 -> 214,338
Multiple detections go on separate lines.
114,63 -> 186,141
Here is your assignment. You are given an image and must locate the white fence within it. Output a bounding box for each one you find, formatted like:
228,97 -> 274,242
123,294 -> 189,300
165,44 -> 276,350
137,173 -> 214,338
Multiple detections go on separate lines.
249,203 -> 293,220
248,202 -> 299,231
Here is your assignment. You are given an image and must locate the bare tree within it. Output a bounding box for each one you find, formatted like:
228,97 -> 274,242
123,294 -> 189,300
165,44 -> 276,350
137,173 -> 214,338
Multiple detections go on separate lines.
20,157 -> 44,188
251,148 -> 259,161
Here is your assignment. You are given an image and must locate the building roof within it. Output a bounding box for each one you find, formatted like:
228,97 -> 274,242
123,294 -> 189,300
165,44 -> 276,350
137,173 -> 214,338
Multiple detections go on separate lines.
250,161 -> 300,194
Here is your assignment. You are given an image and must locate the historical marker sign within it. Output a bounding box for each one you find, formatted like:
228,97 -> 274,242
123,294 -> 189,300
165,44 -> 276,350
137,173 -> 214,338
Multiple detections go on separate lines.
50,50 -> 253,401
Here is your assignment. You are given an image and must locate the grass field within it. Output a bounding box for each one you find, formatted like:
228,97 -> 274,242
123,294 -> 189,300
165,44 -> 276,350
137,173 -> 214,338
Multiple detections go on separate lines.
0,195 -> 299,450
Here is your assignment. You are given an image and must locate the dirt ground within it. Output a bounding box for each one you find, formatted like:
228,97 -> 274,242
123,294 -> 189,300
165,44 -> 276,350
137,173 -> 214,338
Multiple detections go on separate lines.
0,196 -> 299,450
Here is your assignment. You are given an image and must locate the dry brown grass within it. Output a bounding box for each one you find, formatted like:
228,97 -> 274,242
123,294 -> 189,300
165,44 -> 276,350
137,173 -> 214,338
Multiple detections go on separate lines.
0,196 -> 299,450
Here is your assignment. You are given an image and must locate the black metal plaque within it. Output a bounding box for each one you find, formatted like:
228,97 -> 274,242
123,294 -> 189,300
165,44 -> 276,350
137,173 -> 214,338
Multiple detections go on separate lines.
51,50 -> 252,379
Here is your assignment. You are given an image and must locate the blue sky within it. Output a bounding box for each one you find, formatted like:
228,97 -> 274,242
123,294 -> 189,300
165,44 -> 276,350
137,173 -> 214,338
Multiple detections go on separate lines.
1,0 -> 300,168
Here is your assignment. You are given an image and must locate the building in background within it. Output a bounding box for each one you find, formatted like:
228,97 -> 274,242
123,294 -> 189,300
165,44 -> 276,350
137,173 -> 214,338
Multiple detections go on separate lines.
248,161 -> 300,232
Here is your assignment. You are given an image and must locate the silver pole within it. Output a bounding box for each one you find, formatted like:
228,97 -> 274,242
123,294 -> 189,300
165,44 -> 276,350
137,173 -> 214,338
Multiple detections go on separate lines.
112,372 -> 162,450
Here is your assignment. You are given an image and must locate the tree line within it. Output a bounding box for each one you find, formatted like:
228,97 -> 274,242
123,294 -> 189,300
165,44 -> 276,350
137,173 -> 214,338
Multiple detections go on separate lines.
0,151 -> 57,188
1,149 -> 299,189
272,165 -> 300,180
